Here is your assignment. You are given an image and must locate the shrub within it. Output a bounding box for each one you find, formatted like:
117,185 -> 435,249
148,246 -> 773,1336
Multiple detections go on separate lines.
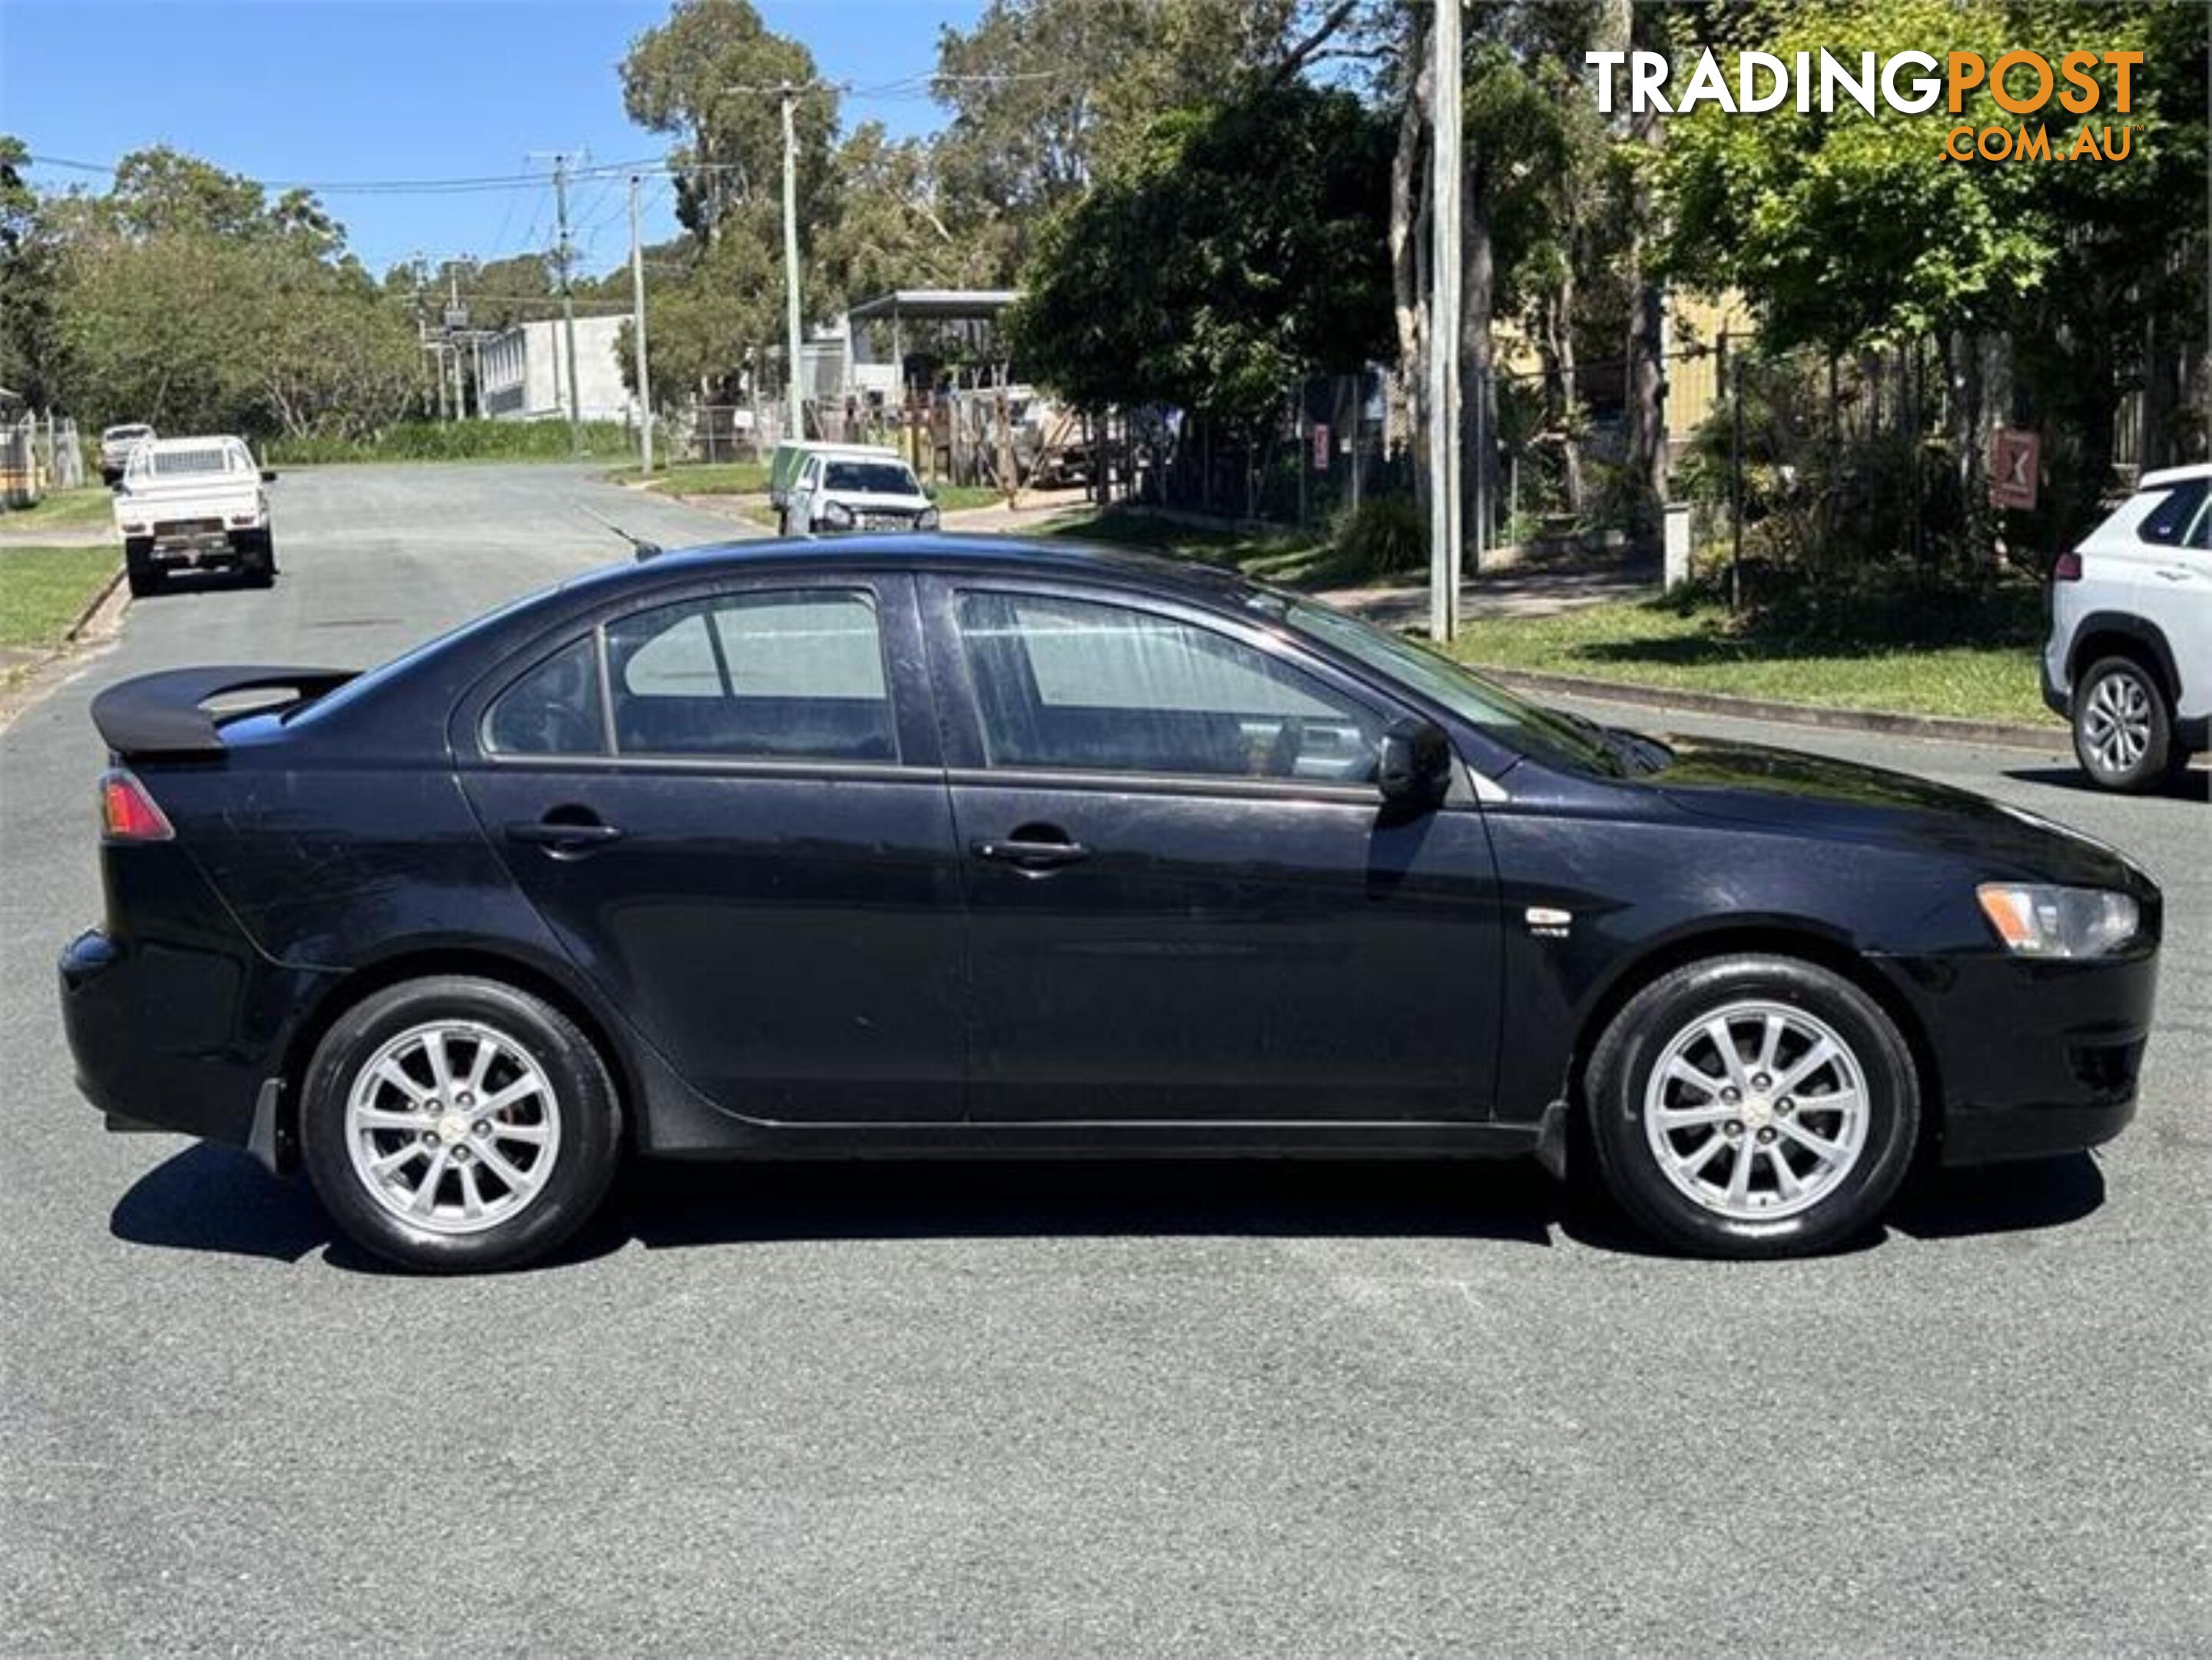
1329,495 -> 1426,580
261,420 -> 634,466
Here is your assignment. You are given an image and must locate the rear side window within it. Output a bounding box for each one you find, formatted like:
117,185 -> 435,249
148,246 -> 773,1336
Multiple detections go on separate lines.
954,590 -> 1380,783
2139,479 -> 2208,548
484,637 -> 606,755
605,589 -> 895,762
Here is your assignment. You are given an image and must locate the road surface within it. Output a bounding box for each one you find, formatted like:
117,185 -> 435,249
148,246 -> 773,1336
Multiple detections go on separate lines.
3,463 -> 2206,1655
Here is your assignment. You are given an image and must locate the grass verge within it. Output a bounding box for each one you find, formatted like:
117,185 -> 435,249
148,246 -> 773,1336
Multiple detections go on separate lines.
264,420 -> 634,466
1044,506 -> 1344,582
1448,589 -> 2057,727
3,487 -> 115,532
609,460 -> 769,495
0,545 -> 121,650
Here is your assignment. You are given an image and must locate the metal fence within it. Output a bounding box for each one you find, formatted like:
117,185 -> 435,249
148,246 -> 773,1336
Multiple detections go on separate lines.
1,413 -> 85,504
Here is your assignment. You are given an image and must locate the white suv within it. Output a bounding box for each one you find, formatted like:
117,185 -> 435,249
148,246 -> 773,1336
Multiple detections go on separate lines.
2042,462 -> 2210,791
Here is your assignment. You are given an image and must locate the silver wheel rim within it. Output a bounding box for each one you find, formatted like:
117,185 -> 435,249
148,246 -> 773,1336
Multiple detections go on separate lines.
1643,1001 -> 1870,1223
344,1021 -> 562,1237
2081,669 -> 2153,775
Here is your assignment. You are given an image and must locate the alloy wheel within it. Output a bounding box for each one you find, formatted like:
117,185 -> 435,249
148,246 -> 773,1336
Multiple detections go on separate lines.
2081,667 -> 2154,778
343,1020 -> 562,1236
1643,1000 -> 1871,1222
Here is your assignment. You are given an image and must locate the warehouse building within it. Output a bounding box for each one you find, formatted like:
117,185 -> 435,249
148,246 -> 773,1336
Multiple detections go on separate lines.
479,317 -> 633,424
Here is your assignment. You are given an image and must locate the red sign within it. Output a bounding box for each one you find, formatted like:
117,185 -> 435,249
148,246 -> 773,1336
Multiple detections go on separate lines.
1310,422 -> 1331,471
1989,429 -> 2039,510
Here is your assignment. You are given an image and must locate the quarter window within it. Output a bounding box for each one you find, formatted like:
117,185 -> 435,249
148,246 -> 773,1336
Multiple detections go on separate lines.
484,636 -> 606,756
605,590 -> 895,762
2139,479 -> 2209,548
954,591 -> 1380,783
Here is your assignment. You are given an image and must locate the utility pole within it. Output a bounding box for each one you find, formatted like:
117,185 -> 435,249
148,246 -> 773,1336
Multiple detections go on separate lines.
629,174 -> 654,473
448,267 -> 467,418
779,85 -> 804,442
1426,0 -> 1464,642
532,150 -> 586,455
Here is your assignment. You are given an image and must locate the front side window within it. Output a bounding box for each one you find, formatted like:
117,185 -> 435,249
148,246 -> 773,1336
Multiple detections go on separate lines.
955,590 -> 1379,783
485,636 -> 605,756
605,589 -> 895,762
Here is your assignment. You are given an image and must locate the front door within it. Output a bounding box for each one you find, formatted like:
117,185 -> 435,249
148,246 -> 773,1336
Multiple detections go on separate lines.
922,579 -> 1504,1124
458,574 -> 967,1123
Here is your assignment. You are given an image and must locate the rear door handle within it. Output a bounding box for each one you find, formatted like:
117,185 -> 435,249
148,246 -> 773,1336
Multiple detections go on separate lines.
506,820 -> 624,850
972,836 -> 1089,869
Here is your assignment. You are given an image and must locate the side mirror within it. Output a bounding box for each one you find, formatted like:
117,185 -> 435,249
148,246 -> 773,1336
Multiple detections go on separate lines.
1377,715 -> 1453,805
924,485 -> 940,502
260,469 -> 278,483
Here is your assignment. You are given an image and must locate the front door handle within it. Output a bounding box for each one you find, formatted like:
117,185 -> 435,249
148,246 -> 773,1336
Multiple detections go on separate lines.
506,819 -> 624,851
972,835 -> 1089,870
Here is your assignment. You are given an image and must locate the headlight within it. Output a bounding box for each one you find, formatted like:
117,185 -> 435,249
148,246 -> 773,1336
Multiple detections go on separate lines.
917,506 -> 940,531
821,501 -> 854,530
1976,884 -> 2140,958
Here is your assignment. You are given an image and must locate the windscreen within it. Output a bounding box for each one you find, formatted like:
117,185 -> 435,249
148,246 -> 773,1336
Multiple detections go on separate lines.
823,461 -> 919,495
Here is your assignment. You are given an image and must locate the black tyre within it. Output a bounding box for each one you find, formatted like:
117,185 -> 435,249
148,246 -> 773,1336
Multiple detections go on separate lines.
1585,954 -> 1919,1258
124,536 -> 159,599
299,975 -> 622,1273
2072,654 -> 2173,793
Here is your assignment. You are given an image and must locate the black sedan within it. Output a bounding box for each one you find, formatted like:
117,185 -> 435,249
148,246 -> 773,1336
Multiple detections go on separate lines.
60,536 -> 2161,1270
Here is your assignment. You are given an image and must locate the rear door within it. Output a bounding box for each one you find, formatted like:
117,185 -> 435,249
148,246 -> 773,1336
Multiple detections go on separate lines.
456,572 -> 967,1123
920,576 -> 1504,1124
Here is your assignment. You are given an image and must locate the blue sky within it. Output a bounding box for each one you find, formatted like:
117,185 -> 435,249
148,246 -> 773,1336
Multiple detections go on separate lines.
0,0 -> 985,279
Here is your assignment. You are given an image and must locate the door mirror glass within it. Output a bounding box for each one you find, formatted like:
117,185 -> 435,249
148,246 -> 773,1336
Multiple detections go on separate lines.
1377,716 -> 1452,805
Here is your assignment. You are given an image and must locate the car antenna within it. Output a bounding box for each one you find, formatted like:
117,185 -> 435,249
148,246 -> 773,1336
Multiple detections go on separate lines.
574,501 -> 664,563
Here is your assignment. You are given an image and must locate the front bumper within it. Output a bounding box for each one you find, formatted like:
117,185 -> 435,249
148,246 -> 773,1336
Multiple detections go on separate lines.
1879,945 -> 2159,1165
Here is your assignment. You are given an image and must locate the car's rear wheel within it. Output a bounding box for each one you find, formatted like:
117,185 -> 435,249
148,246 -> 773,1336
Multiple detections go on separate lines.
2073,655 -> 2173,792
1585,954 -> 1919,1257
300,975 -> 622,1272
124,536 -> 161,599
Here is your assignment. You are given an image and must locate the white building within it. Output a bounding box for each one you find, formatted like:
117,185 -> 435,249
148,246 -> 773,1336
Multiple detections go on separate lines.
479,317 -> 633,423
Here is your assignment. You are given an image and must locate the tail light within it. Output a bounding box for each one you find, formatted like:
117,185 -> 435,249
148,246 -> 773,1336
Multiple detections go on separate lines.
2052,549 -> 2083,581
99,769 -> 174,842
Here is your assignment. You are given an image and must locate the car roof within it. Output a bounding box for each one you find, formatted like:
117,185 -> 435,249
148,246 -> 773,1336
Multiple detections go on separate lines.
626,533 -> 1249,601
141,434 -> 248,452
2138,462 -> 2211,490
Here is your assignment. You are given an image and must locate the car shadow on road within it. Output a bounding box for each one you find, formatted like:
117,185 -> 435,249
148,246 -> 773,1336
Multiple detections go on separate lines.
2005,765 -> 2211,804
108,1142 -> 2108,1273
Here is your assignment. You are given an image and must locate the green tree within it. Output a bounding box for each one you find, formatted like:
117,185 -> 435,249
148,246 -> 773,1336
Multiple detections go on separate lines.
1009,83 -> 1393,421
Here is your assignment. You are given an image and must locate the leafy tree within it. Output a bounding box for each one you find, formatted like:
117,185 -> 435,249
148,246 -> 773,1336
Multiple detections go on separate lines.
931,0 -> 1358,265
1662,0 -> 2205,547
1009,83 -> 1393,421
620,0 -> 834,242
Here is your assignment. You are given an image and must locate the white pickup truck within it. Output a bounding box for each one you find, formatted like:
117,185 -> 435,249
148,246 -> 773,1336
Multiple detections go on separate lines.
114,436 -> 279,596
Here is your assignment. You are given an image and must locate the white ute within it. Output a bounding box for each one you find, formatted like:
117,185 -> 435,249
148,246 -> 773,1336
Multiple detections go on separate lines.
2042,461 -> 2210,791
114,436 -> 280,596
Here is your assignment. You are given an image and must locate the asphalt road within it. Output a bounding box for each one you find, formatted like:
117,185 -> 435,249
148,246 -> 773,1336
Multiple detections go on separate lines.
2,464 -> 2207,1656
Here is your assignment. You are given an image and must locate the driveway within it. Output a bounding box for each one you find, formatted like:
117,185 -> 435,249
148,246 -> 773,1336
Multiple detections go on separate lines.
2,463 -> 2206,1655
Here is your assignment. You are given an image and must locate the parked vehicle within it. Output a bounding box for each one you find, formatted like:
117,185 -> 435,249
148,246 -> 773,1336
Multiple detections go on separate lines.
786,447 -> 938,537
98,423 -> 155,486
2043,461 -> 2210,791
763,440 -> 830,533
61,536 -> 2161,1271
113,436 -> 278,596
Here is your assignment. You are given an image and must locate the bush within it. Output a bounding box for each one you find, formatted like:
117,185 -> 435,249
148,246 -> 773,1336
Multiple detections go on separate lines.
1329,495 -> 1425,580
261,420 -> 634,466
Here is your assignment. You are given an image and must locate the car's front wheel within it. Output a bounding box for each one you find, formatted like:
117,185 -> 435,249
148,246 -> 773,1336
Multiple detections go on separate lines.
1585,954 -> 1919,1257
299,975 -> 622,1272
2073,654 -> 2174,792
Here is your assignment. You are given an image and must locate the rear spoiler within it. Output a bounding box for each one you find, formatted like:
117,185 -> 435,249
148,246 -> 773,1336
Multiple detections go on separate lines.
90,666 -> 355,759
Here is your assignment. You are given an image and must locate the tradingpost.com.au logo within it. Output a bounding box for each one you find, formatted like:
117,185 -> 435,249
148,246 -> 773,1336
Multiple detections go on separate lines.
1587,48 -> 2144,161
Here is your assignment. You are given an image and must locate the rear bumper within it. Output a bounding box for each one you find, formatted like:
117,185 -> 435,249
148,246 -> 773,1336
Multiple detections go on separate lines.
58,926 -> 331,1152
1878,946 -> 2161,1167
